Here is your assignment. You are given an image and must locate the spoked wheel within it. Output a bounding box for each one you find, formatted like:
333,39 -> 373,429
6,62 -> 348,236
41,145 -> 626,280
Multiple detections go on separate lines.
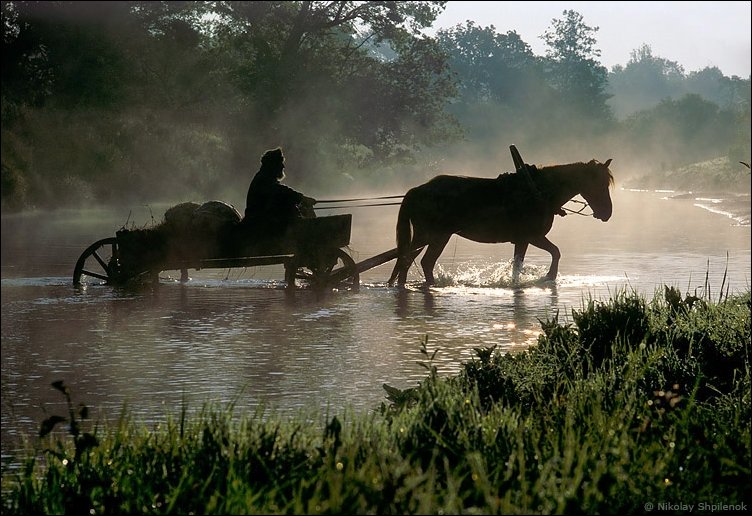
73,238 -> 122,286
291,248 -> 360,292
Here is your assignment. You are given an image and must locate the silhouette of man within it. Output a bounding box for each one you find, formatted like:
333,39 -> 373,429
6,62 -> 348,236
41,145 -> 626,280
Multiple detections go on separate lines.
243,147 -> 316,238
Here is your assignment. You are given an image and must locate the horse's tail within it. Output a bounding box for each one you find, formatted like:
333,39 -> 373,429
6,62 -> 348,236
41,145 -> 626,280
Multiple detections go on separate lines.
388,196 -> 413,285
395,197 -> 413,253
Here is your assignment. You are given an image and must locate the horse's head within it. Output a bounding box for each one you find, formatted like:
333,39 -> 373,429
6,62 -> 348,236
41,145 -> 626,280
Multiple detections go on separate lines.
580,159 -> 614,221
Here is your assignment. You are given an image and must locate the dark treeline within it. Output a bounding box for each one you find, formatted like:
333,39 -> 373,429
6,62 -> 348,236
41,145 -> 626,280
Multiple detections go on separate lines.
2,1 -> 750,212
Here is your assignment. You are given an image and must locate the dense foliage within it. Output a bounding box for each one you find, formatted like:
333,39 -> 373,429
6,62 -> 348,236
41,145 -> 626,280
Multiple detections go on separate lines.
3,287 -> 749,514
435,10 -> 750,173
2,1 -> 750,212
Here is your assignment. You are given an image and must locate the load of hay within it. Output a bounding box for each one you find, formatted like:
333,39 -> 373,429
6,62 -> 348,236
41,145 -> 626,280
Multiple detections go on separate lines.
116,201 -> 242,275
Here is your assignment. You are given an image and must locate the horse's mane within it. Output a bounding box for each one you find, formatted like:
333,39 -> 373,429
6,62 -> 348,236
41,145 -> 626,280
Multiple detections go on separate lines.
537,161 -> 614,187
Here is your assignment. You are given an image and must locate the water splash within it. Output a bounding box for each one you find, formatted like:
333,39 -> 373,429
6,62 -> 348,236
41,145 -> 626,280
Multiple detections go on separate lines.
433,261 -> 551,288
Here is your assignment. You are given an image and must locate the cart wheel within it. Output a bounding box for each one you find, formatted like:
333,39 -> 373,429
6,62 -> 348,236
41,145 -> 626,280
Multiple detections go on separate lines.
295,248 -> 360,292
73,238 -> 122,286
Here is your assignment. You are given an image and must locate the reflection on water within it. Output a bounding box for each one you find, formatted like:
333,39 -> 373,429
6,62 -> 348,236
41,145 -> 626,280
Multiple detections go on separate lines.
2,278 -> 559,464
2,189 -> 750,467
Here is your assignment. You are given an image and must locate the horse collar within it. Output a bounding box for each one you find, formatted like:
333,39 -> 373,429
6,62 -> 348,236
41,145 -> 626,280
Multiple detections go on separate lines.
517,164 -> 543,201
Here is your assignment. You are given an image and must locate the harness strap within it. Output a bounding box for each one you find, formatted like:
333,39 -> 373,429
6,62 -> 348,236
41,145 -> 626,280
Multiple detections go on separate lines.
510,145 -> 594,216
315,195 -> 404,203
561,199 -> 593,216
315,201 -> 402,210
510,145 -> 543,202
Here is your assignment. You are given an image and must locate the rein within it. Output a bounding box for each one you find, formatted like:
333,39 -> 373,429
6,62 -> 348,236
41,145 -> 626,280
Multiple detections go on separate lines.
314,194 -> 404,210
561,199 -> 593,216
315,195 -> 405,203
315,201 -> 402,210
311,191 -> 593,215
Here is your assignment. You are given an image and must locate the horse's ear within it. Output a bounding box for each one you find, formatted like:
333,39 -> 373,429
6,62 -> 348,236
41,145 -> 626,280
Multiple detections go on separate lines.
604,158 -> 612,167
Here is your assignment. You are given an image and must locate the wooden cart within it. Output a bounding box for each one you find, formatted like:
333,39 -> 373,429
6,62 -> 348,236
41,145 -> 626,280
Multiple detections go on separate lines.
72,214 -> 360,292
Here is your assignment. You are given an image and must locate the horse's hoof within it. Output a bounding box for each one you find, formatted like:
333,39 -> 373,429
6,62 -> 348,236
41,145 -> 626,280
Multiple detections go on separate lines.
528,275 -> 556,286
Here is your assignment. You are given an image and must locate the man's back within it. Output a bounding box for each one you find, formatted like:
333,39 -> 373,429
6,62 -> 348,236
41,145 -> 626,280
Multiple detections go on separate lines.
244,173 -> 304,222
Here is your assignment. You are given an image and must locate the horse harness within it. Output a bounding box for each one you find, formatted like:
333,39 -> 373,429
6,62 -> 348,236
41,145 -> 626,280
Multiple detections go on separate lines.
508,144 -> 591,217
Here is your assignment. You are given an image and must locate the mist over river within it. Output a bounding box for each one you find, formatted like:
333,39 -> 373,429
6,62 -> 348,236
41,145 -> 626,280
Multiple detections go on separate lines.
2,188 -> 750,467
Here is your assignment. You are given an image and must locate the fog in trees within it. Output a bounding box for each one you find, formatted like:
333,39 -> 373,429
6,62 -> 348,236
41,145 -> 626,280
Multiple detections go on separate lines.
2,2 -> 750,213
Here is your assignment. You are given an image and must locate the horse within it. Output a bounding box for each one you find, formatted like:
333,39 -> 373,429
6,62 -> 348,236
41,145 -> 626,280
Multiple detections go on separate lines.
387,159 -> 614,287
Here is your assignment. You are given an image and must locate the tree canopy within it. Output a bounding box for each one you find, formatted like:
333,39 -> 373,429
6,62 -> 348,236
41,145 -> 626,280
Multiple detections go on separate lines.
1,3 -> 749,211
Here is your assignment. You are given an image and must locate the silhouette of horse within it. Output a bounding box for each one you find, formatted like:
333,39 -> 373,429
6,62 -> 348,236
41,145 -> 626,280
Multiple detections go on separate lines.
388,159 -> 614,287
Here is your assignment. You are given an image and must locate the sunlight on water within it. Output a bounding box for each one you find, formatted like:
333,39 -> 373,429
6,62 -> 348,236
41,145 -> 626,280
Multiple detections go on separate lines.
433,261 -> 551,288
160,276 -> 287,289
558,274 -> 627,287
693,201 -> 750,226
430,261 -> 625,291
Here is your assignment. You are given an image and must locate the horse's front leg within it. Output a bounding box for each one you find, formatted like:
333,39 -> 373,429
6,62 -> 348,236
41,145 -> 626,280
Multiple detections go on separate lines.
528,236 -> 561,281
512,242 -> 529,283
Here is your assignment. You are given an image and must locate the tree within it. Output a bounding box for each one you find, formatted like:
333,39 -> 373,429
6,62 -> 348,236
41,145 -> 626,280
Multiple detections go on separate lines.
620,94 -> 738,167
206,1 -> 458,181
1,1 -> 461,210
540,9 -> 612,127
607,43 -> 685,118
1,1 -> 146,209
433,21 -> 561,163
2,1 -> 137,113
437,21 -> 539,104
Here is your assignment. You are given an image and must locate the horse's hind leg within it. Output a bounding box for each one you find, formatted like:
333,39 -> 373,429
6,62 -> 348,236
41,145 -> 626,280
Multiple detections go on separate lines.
387,258 -> 401,286
389,247 -> 424,287
513,242 -> 529,283
421,235 -> 451,286
528,236 -> 561,281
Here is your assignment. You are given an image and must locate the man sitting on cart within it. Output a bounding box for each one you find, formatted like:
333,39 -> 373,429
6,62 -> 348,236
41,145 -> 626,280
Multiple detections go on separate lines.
242,147 -> 316,240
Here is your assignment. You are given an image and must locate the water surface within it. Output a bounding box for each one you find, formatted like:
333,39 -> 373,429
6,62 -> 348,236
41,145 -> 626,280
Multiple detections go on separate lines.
2,189 -> 750,466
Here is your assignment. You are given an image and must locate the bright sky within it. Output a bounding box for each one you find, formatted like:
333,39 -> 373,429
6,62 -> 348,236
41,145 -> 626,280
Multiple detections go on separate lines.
430,1 -> 751,78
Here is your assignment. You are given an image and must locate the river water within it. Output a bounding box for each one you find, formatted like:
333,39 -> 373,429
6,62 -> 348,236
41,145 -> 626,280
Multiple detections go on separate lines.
1,188 -> 750,466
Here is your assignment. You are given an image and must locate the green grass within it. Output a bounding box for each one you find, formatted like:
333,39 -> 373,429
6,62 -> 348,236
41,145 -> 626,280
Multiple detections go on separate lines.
3,287 -> 750,515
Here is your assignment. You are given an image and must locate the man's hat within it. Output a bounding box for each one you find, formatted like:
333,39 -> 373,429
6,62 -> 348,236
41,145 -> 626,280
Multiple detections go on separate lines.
261,148 -> 284,166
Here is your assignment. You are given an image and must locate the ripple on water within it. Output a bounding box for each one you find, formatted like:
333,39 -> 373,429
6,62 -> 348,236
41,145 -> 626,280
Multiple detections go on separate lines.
1,277 -> 73,288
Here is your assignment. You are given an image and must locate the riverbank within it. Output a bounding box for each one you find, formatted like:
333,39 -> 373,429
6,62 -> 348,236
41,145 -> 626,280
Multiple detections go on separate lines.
623,156 -> 751,194
2,286 -> 750,514
623,156 -> 751,226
